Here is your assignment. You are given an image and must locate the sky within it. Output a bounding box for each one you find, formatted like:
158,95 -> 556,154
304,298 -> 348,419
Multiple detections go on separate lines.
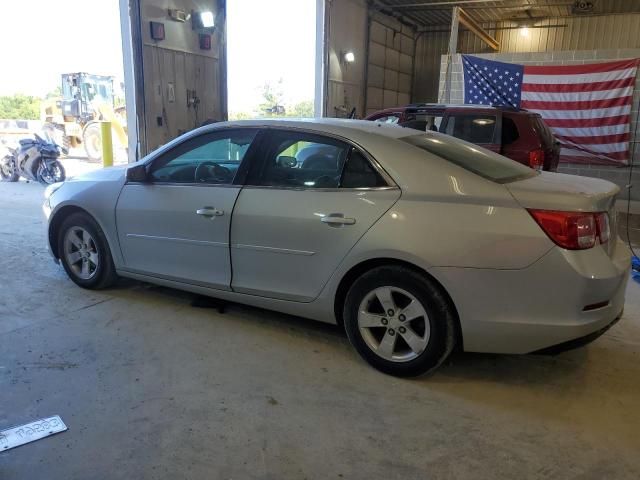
0,0 -> 317,114
227,0 -> 316,113
0,0 -> 125,97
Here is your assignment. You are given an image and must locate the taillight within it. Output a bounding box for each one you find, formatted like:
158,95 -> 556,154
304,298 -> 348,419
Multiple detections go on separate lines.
529,149 -> 545,170
596,212 -> 610,244
528,210 -> 610,250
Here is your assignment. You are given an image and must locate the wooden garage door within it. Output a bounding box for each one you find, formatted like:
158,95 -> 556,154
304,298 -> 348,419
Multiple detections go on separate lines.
365,20 -> 414,116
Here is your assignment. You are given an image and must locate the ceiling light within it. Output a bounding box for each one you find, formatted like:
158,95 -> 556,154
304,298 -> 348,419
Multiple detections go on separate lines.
344,51 -> 355,63
200,11 -> 214,28
520,26 -> 530,37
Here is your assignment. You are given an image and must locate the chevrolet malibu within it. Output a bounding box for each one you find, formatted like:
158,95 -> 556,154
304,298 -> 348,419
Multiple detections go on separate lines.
43,119 -> 630,377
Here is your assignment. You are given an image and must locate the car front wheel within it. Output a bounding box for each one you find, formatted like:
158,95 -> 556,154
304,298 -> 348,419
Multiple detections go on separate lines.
343,265 -> 456,377
58,212 -> 118,289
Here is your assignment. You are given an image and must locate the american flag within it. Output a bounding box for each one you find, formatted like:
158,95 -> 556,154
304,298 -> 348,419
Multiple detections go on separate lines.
462,55 -> 639,165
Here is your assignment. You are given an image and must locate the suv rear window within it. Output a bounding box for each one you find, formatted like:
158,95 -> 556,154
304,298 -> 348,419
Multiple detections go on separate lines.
400,133 -> 536,184
445,115 -> 497,144
531,116 -> 554,147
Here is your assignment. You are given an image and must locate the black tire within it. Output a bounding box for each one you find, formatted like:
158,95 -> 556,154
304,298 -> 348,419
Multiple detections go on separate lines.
0,156 -> 19,182
37,161 -> 65,185
83,123 -> 102,161
343,265 -> 456,377
57,212 -> 118,289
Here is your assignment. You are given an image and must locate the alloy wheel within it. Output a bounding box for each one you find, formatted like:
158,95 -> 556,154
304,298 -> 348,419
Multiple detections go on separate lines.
63,227 -> 100,280
357,286 -> 431,362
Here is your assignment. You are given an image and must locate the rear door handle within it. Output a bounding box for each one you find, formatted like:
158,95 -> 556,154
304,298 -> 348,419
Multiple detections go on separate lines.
196,207 -> 224,217
321,213 -> 356,226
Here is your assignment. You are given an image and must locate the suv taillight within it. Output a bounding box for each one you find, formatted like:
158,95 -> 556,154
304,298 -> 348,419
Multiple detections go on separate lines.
529,149 -> 545,170
596,212 -> 610,244
528,210 -> 610,250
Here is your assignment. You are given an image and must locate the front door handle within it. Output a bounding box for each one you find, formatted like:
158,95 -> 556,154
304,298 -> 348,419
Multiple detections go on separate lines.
321,213 -> 356,226
196,207 -> 224,218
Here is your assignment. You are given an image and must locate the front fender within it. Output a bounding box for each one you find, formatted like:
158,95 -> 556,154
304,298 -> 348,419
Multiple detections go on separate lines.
46,175 -> 126,267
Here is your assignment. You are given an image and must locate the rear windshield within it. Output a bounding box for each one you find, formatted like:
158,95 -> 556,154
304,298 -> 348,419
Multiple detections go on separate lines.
400,134 -> 536,184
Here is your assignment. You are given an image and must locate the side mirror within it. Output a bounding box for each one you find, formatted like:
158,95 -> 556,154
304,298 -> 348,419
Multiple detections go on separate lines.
277,156 -> 297,168
126,164 -> 148,182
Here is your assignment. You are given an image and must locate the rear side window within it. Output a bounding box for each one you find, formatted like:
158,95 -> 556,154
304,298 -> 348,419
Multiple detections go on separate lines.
400,133 -> 535,184
247,130 -> 349,188
501,116 -> 520,145
445,115 -> 497,144
341,149 -> 388,188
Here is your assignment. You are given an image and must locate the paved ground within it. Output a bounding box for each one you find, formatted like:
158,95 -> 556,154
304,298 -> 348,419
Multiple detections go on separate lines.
1,178 -> 639,480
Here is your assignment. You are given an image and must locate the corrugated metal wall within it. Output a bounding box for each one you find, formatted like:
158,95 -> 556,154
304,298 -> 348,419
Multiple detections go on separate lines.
413,13 -> 640,102
497,15 -> 640,52
365,19 -> 415,115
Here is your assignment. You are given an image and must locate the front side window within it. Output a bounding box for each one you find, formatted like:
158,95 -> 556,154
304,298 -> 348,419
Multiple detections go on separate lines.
248,131 -> 350,188
445,114 -> 497,144
149,129 -> 257,184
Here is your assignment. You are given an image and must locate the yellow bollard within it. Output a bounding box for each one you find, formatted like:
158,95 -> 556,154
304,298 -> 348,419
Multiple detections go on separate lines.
100,121 -> 114,168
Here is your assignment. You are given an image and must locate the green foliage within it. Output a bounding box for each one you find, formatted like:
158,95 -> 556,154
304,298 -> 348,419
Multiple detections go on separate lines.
0,94 -> 41,120
259,79 -> 285,116
229,111 -> 255,120
286,100 -> 314,118
45,86 -> 62,99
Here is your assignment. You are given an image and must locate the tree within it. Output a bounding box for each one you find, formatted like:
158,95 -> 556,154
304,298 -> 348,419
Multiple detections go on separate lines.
258,79 -> 285,116
0,94 -> 41,120
45,86 -> 62,99
286,100 -> 314,118
228,111 -> 254,120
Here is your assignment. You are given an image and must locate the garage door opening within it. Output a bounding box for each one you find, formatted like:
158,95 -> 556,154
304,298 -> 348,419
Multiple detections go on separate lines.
227,0 -> 317,119
0,0 -> 127,175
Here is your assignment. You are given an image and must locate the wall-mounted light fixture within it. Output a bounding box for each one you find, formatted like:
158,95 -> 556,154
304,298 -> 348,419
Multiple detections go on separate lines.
192,10 -> 215,30
342,51 -> 355,64
168,8 -> 187,22
200,11 -> 214,28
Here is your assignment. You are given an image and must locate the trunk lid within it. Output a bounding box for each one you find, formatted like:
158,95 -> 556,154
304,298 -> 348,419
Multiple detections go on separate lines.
506,172 -> 620,255
506,172 -> 619,212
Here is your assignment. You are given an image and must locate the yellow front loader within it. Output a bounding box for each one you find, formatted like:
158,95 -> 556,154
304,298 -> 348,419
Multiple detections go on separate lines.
41,73 -> 127,161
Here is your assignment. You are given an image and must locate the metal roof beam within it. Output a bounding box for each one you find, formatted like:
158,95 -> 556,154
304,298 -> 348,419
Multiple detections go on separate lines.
458,7 -> 500,49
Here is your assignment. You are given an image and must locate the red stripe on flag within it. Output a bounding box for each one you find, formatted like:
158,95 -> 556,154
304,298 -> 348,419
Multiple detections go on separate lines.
521,77 -> 636,93
560,155 -> 624,166
542,115 -> 630,128
521,95 -> 632,111
523,59 -> 639,75
561,147 -> 629,161
555,132 -> 630,145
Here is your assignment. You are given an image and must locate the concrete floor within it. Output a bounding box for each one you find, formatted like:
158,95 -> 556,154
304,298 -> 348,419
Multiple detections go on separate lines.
1,180 -> 640,480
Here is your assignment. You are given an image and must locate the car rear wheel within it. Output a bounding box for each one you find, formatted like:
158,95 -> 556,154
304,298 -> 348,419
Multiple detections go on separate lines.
343,265 -> 456,377
58,212 -> 118,289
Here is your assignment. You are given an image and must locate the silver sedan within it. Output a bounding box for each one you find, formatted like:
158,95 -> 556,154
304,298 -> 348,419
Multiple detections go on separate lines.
43,119 -> 630,376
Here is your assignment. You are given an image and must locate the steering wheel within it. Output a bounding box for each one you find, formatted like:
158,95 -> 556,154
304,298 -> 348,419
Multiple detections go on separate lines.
194,161 -> 231,183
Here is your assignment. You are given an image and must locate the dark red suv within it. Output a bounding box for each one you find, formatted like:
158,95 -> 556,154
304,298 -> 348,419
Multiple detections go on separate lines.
365,103 -> 560,171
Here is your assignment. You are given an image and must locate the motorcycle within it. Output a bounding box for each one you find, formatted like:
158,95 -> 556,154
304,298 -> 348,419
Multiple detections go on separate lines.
1,133 -> 66,184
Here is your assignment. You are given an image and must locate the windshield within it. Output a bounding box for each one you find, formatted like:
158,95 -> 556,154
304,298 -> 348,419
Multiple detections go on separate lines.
400,133 -> 536,184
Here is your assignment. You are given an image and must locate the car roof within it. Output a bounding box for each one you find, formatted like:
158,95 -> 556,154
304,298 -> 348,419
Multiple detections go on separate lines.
406,103 -> 528,113
204,118 -> 418,140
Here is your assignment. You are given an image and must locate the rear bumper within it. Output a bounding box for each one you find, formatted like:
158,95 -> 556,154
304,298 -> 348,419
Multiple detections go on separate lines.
533,308 -> 623,354
430,238 -> 631,354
